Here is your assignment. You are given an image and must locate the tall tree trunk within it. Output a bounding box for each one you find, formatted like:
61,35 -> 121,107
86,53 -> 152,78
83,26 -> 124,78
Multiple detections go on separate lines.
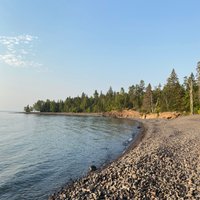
196,62 -> 200,103
189,78 -> 194,115
150,93 -> 153,113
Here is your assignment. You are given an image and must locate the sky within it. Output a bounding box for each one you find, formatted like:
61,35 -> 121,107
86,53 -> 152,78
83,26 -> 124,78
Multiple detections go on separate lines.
1,0 -> 200,111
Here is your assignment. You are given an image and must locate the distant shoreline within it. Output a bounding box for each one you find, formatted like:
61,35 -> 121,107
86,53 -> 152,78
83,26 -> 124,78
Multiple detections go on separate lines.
20,110 -> 181,120
19,112 -> 104,117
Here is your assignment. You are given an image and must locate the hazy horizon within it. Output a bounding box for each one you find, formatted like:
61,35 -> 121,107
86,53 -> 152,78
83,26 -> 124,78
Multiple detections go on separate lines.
1,0 -> 200,111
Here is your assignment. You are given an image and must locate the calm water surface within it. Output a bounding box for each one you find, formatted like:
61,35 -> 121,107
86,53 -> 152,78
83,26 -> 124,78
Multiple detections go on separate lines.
0,112 -> 138,200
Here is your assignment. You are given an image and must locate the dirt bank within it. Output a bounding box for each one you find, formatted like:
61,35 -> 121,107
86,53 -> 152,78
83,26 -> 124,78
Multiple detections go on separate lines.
103,110 -> 180,120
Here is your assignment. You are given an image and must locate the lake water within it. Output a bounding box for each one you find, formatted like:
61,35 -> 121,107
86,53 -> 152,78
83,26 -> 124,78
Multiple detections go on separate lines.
0,112 -> 138,200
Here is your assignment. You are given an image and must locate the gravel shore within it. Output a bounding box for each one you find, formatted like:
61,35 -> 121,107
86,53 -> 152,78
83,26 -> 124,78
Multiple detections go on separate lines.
49,115 -> 200,200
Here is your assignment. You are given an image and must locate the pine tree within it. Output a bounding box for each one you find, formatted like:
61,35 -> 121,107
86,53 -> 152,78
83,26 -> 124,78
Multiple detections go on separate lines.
153,84 -> 162,113
142,83 -> 153,113
162,69 -> 184,111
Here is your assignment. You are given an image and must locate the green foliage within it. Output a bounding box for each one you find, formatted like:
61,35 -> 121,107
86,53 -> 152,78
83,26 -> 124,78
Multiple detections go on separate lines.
142,83 -> 153,113
161,69 -> 185,112
26,67 -> 200,114
128,80 -> 145,111
33,100 -> 44,111
24,105 -> 32,113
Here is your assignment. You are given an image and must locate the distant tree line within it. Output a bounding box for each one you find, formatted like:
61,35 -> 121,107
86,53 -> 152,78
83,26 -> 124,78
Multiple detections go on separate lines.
25,63 -> 200,114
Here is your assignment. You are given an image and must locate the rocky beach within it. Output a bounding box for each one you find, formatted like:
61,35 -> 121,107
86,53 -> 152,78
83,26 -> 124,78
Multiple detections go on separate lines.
49,115 -> 200,200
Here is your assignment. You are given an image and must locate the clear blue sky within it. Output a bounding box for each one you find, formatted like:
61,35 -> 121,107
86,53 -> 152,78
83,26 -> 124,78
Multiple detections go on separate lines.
0,0 -> 200,111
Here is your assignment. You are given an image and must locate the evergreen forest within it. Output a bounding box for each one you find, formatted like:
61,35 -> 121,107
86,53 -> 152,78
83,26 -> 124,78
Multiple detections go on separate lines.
24,64 -> 200,114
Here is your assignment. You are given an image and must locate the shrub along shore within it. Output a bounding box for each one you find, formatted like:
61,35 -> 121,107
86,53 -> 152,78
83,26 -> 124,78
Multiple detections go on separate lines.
49,115 -> 200,199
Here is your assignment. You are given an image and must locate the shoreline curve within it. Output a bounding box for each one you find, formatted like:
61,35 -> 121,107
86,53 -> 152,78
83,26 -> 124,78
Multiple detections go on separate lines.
21,111 -> 146,199
49,115 -> 200,199
48,116 -> 145,200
